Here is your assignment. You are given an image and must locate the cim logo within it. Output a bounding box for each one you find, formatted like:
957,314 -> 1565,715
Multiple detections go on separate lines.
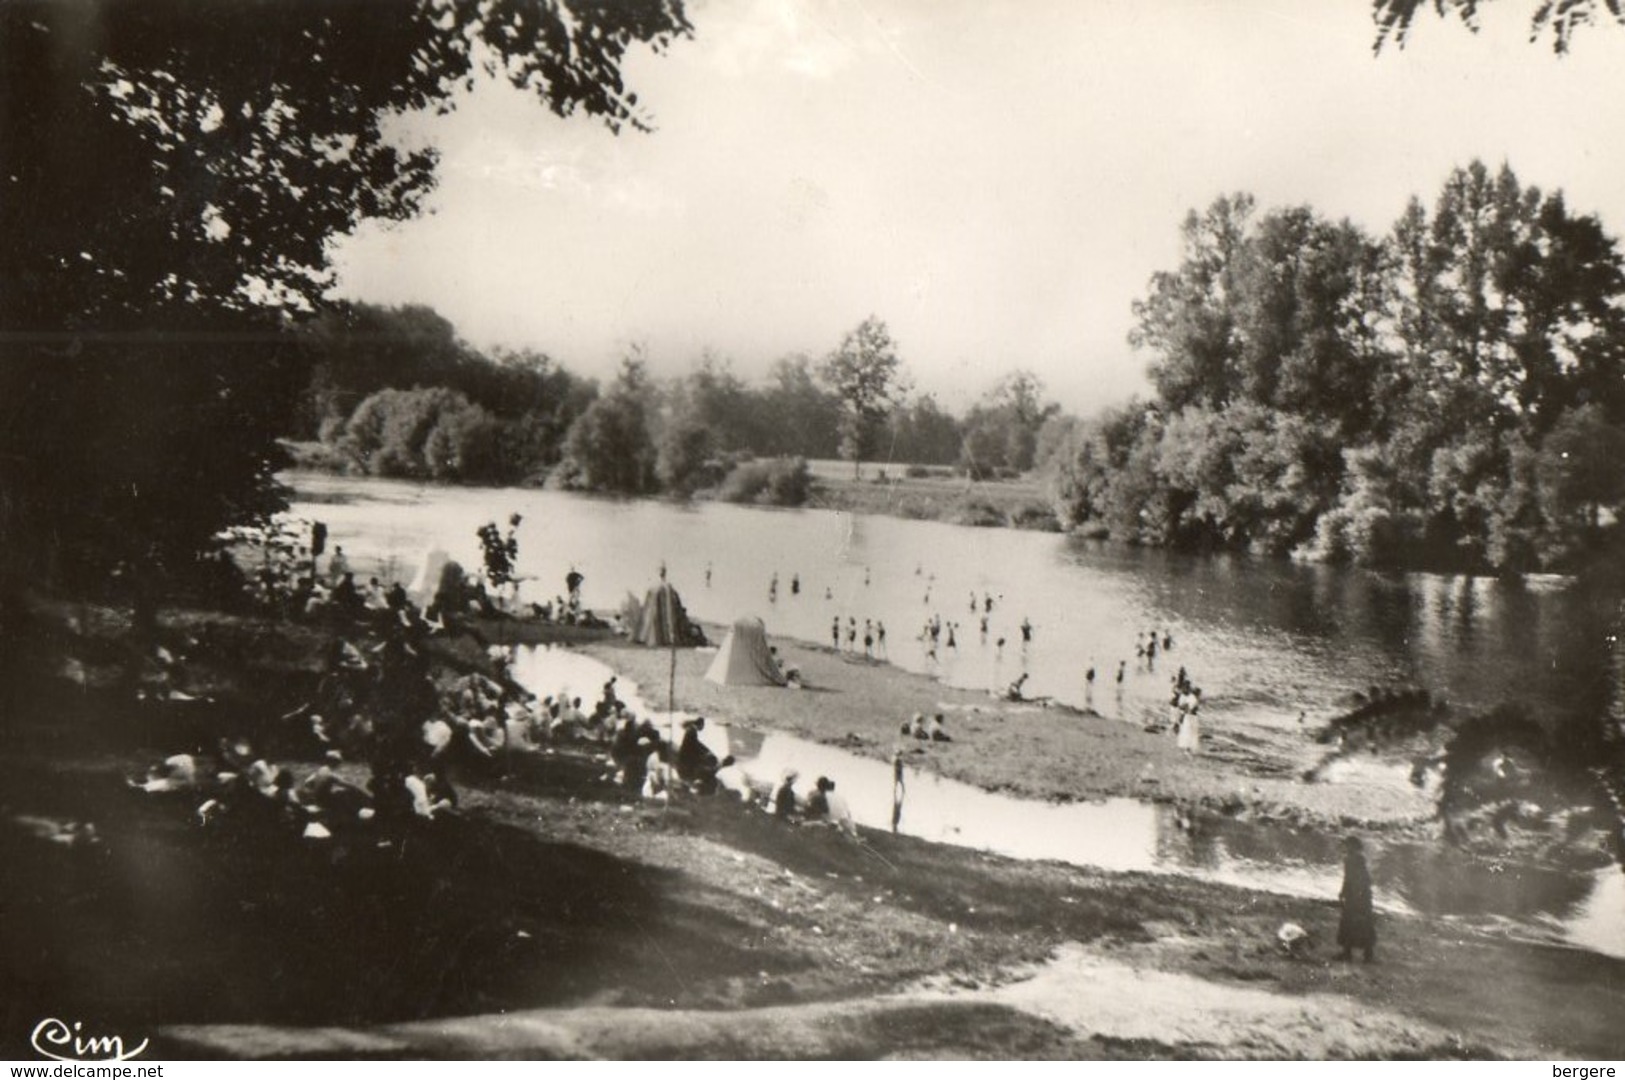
30,1018 -> 149,1062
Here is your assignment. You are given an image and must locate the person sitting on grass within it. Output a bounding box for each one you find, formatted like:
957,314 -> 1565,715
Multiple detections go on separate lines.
805,775 -> 832,820
928,713 -> 953,742
610,714 -> 642,773
405,771 -> 455,821
715,756 -> 750,799
129,753 -> 202,794
770,769 -> 801,819
293,764 -> 375,827
676,718 -> 720,785
803,776 -> 859,837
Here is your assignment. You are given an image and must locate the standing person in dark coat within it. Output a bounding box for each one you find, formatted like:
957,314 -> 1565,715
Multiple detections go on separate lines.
1337,835 -> 1377,962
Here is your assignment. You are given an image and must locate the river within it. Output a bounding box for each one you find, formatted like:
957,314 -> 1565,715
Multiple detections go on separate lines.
288,471 -> 1616,734
285,472 -> 1622,958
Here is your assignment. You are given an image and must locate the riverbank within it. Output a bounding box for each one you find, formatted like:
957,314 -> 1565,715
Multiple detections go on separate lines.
802,460 -> 1062,532
578,630 -> 1438,833
278,451 -> 1063,534
5,593 -> 1624,1059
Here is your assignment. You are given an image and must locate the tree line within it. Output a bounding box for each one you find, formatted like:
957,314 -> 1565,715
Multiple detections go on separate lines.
1045,161 -> 1625,575
288,159 -> 1625,576
294,309 -> 1056,496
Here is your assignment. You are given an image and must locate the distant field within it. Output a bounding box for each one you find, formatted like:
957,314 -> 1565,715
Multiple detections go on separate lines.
803,458 -> 1060,531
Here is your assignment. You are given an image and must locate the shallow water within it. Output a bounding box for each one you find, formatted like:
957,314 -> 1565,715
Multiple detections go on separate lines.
289,472 -> 1617,739
509,645 -> 1625,960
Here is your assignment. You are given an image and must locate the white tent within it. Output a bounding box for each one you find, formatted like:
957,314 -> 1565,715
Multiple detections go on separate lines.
704,616 -> 787,687
409,548 -> 452,606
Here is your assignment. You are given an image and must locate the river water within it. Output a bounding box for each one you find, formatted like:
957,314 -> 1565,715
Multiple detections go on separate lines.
290,472 -> 1616,732
503,643 -> 1624,960
286,472 -> 1624,958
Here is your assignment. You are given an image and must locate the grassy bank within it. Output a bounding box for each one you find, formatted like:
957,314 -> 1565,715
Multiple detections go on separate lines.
802,460 -> 1061,531
278,449 -> 1064,533
4,595 -> 1623,1059
579,632 -> 1437,831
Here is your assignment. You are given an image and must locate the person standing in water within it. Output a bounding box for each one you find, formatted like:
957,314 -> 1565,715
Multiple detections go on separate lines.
831,616 -> 841,651
1337,835 -> 1377,962
1085,661 -> 1097,707
876,621 -> 888,659
791,573 -> 800,596
1020,617 -> 1033,644
705,562 -> 712,588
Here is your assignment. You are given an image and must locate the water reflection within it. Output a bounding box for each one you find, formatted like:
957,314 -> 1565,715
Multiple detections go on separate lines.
508,644 -> 1624,959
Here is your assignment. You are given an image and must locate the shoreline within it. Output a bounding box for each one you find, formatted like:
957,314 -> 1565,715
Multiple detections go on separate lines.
6,594 -> 1624,1059
572,627 -> 1441,836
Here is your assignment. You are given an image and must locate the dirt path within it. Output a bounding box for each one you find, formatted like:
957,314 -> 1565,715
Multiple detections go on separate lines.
154,941 -> 1506,1060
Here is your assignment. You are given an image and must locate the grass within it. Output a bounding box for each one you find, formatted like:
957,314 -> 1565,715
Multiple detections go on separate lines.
5,595 -> 1624,1059
801,459 -> 1061,532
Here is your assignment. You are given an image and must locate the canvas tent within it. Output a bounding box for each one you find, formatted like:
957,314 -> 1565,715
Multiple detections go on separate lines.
627,582 -> 706,647
410,548 -> 452,606
705,617 -> 787,687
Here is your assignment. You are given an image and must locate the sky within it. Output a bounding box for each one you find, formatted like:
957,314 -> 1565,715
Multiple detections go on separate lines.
330,0 -> 1625,415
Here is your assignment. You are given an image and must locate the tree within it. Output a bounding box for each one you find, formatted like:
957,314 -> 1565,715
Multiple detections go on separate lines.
821,317 -> 908,478
559,358 -> 659,494
888,394 -> 963,466
477,514 -> 524,609
0,0 -> 690,589
759,355 -> 841,458
1374,0 -> 1625,55
1130,194 -> 1256,412
1537,404 -> 1625,536
958,370 -> 1059,477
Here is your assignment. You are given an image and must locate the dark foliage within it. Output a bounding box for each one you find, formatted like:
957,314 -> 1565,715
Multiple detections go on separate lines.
1051,162 -> 1625,574
0,0 -> 689,589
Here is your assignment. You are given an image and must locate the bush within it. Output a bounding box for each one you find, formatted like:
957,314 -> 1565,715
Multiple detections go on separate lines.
716,457 -> 811,507
1009,501 -> 1062,532
333,386 -> 522,484
280,439 -> 352,473
954,497 -> 1006,528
